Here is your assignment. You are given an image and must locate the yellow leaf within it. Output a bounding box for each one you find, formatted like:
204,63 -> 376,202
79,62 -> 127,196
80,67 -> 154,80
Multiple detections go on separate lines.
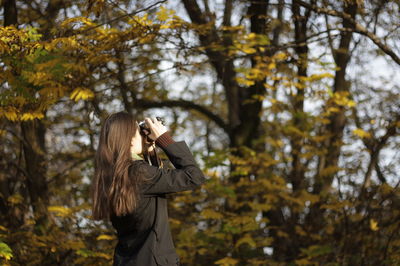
235,234 -> 256,248
215,257 -> 238,266
7,194 -> 23,205
276,230 -> 289,238
327,107 -> 340,113
320,200 -> 351,211
160,24 -> 171,29
248,202 -> 272,211
26,219 -> 36,225
244,33 -> 256,40
129,14 -> 153,27
0,225 -> 8,232
353,128 -> 371,138
319,118 -> 330,124
61,16 -> 96,28
48,206 -> 71,217
295,225 -> 307,236
319,166 -> 341,177
94,252 -> 112,259
235,77 -> 255,86
274,52 -> 287,61
62,62 -> 88,74
13,96 -> 26,106
96,234 -> 115,241
221,25 -> 244,31
197,248 -> 207,255
295,258 -> 312,265
3,110 -> 18,121
332,91 -> 356,107
293,82 -> 306,89
347,100 -> 356,107
201,209 -> 223,219
70,87 -> 95,101
242,47 -> 256,54
66,240 -> 85,250
245,68 -> 263,80
21,113 -> 35,121
300,190 -> 320,204
263,83 -> 276,90
251,94 -> 265,101
43,42 -> 54,51
370,219 -> 379,231
21,112 -> 44,121
305,73 -> 334,81
39,86 -> 66,98
268,62 -> 276,70
156,6 -> 174,22
169,218 -> 181,225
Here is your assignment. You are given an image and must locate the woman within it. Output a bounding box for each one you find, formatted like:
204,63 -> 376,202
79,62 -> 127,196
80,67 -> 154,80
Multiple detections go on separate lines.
91,111 -> 206,266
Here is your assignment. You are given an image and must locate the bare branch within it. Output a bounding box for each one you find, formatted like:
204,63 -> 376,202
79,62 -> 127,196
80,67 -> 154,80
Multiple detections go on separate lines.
296,0 -> 400,65
134,98 -> 229,134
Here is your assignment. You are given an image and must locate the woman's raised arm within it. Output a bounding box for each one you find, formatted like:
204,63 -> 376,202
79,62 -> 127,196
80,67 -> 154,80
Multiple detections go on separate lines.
135,132 -> 206,196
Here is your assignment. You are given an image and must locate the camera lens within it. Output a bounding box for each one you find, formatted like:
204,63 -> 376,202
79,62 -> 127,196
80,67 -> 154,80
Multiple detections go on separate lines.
138,117 -> 165,136
138,121 -> 148,136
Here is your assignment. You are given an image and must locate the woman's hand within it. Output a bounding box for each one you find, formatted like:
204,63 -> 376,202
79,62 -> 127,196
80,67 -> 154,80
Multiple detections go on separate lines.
145,117 -> 168,141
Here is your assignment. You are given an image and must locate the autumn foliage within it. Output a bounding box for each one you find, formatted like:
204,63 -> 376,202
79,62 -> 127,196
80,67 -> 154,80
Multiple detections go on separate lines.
1,0 -> 399,265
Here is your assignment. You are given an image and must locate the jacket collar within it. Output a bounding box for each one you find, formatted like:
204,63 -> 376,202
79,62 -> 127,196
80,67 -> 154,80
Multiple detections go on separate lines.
131,152 -> 144,161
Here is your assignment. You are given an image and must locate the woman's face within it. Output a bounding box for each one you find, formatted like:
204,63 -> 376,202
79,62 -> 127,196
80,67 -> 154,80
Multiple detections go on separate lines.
130,122 -> 143,155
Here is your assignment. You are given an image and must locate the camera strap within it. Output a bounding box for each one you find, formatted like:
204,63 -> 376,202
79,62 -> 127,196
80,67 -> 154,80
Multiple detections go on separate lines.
142,143 -> 163,169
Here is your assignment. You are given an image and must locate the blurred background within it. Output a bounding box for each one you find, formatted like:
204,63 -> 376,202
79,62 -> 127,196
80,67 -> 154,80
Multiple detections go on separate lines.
0,0 -> 399,265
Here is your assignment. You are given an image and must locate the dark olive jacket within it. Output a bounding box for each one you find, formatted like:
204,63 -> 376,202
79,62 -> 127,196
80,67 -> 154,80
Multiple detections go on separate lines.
111,140 -> 206,266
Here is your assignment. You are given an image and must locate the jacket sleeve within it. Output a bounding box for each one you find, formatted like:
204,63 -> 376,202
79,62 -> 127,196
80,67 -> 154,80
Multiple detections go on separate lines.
137,140 -> 206,195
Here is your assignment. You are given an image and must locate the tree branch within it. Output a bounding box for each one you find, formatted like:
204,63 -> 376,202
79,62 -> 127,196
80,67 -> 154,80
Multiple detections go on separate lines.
134,98 -> 229,133
296,0 -> 400,66
48,156 -> 92,184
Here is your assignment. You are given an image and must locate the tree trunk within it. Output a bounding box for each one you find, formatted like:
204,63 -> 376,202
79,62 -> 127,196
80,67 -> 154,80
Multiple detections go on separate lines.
3,0 -> 18,26
20,119 -> 49,230
307,1 -> 358,238
4,0 -> 50,232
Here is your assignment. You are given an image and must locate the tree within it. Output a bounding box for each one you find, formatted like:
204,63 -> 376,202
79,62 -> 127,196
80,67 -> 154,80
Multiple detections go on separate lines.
1,0 -> 399,265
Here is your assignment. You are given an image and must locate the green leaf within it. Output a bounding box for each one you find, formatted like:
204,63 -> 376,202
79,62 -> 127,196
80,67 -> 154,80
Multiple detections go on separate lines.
0,242 -> 13,260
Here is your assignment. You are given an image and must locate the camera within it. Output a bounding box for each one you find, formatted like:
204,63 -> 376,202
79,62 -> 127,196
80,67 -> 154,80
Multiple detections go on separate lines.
138,116 -> 165,137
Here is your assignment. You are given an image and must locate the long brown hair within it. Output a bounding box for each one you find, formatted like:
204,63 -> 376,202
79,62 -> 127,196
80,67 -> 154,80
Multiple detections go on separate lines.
91,111 -> 148,220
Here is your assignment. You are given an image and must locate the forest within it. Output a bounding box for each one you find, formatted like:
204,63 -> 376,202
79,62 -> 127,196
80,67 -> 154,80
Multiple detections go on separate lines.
0,0 -> 399,265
